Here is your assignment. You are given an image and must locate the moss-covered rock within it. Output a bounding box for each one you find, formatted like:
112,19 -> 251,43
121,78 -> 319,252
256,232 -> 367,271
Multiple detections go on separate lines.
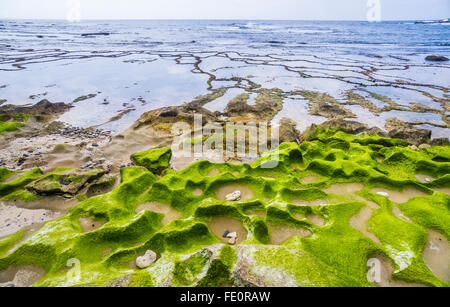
131,148 -> 172,175
0,127 -> 448,287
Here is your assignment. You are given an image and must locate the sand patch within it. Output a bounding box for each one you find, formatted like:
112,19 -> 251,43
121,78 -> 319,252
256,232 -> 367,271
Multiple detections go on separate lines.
324,183 -> 364,195
192,189 -> 203,196
135,202 -> 182,225
349,207 -> 381,244
307,214 -> 326,226
267,223 -> 312,245
300,175 -> 320,184
215,184 -> 255,202
415,174 -> 435,183
370,188 -> 428,203
79,217 -> 106,232
0,265 -> 46,287
423,229 -> 450,283
207,168 -> 221,177
0,204 -> 58,238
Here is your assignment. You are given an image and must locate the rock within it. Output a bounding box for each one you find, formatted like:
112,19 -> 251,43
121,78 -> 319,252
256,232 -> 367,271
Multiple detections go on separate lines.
136,250 -> 157,269
225,190 -> 241,201
387,127 -> 431,146
418,144 -> 431,149
309,101 -> 355,119
366,127 -> 388,137
430,138 -> 449,146
425,55 -> 449,62
81,32 -> 110,37
321,119 -> 368,134
0,99 -> 72,117
27,166 -> 107,195
278,117 -> 300,143
409,145 -> 419,151
227,232 -> 237,245
222,230 -> 230,238
376,192 -> 389,197
131,147 -> 172,175
233,245 -> 298,287
223,90 -> 283,122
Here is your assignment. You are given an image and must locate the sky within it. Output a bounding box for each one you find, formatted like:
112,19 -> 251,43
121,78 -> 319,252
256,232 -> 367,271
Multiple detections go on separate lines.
0,0 -> 449,21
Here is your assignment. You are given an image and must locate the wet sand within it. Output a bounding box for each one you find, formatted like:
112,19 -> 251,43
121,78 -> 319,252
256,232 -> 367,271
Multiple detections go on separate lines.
370,187 -> 428,203
0,203 -> 59,238
267,223 -> 312,245
423,229 -> 450,283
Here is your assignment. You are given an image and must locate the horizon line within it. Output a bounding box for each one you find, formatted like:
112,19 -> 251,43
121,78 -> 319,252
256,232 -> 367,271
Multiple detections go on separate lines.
0,17 -> 448,22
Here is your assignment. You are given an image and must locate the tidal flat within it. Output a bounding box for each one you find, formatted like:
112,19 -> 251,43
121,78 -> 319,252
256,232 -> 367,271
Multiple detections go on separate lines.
0,20 -> 448,287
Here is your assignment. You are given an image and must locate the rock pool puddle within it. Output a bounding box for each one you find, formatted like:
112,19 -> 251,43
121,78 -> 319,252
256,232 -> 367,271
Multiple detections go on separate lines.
79,217 -> 106,232
324,183 -> 364,195
215,184 -> 255,202
423,229 -> 450,283
300,175 -> 321,184
349,207 -> 381,244
415,174 -> 435,183
370,188 -> 428,203
267,223 -> 312,245
367,252 -> 426,287
135,202 -> 182,226
207,217 -> 247,244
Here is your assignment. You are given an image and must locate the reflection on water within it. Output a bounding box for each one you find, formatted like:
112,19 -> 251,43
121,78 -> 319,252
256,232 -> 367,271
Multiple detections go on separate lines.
0,20 -> 448,136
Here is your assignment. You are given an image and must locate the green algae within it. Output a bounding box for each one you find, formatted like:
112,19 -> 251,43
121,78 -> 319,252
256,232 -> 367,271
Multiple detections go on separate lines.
0,121 -> 24,134
131,148 -> 172,175
0,126 -> 448,287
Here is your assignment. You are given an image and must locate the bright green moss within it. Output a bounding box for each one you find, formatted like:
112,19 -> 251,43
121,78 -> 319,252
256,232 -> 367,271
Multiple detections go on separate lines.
0,127 -> 448,287
131,148 -> 172,174
0,121 -> 24,134
0,168 -> 42,199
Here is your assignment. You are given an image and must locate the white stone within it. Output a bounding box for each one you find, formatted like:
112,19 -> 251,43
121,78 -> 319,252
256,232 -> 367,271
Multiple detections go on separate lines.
225,191 -> 241,201
136,250 -> 157,269
376,192 -> 389,197
227,232 -> 237,245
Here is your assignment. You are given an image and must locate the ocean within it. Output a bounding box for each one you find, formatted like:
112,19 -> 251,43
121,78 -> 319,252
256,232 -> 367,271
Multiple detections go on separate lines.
0,19 -> 449,135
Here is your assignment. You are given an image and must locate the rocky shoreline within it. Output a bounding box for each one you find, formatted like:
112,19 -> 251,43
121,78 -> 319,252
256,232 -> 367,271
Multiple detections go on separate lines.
0,88 -> 449,287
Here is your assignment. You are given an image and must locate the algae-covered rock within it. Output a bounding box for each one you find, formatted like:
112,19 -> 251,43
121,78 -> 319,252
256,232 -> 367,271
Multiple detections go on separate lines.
321,119 -> 369,134
131,147 -> 172,174
279,117 -> 300,143
26,166 -> 107,195
0,126 -> 449,288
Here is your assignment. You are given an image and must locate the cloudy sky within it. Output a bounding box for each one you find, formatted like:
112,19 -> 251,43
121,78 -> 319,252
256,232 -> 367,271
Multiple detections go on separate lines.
0,0 -> 449,20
